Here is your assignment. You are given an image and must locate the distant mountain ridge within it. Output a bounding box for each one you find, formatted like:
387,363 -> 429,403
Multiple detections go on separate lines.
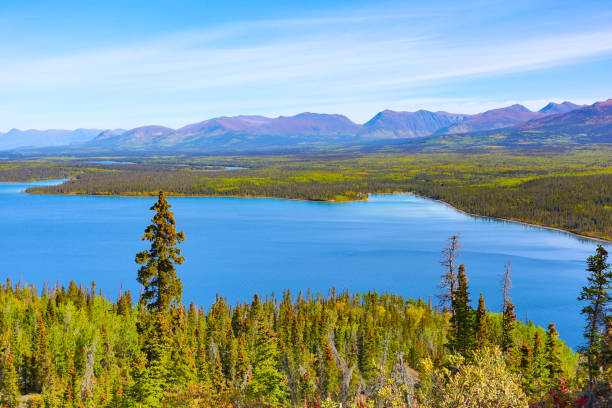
539,101 -> 581,115
82,101 -> 585,151
0,101 -> 593,151
362,110 -> 468,138
419,99 -> 612,148
0,128 -> 105,150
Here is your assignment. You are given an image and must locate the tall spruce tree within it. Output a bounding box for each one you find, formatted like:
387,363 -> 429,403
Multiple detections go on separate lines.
577,245 -> 611,402
64,352 -> 78,408
322,342 -> 341,399
475,293 -> 489,349
32,314 -> 51,393
246,316 -> 289,406
532,332 -> 545,392
136,191 -> 185,313
133,313 -> 171,407
449,264 -> 475,356
520,344 -> 534,394
501,302 -> 517,354
0,346 -> 20,408
359,325 -> 378,380
545,323 -> 562,387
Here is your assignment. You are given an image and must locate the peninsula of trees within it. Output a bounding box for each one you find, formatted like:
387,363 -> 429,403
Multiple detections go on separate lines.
2,147 -> 611,241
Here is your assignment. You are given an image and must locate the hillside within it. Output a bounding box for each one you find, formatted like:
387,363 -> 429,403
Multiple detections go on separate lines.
419,99 -> 612,148
83,103 -> 582,151
1,101 -> 586,153
436,104 -> 541,134
361,110 -> 468,138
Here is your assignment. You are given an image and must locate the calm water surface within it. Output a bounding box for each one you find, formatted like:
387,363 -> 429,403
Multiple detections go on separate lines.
85,160 -> 135,165
1,180 -> 608,347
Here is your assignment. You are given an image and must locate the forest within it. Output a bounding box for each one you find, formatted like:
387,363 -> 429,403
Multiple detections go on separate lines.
2,147 -> 611,240
0,192 -> 609,408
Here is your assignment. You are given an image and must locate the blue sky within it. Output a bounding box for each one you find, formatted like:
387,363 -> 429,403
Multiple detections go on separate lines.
1,0 -> 612,131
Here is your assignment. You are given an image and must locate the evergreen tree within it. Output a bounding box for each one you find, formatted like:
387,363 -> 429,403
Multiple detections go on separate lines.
136,191 -> 185,313
358,325 -> 377,380
195,321 -> 211,386
0,346 -> 20,408
520,344 -> 534,394
235,337 -> 251,390
133,313 -> 171,407
169,307 -> 197,389
532,332 -> 545,390
211,345 -> 228,394
64,352 -> 78,408
577,245 -> 611,400
604,317 -> 612,377
246,317 -> 289,406
449,264 -> 475,356
545,323 -> 562,387
501,302 -> 517,353
116,290 -> 133,316
32,314 -> 52,393
42,371 -> 63,408
474,293 -> 489,349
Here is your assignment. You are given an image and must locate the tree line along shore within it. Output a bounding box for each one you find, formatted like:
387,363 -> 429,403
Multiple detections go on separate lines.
1,149 -> 611,240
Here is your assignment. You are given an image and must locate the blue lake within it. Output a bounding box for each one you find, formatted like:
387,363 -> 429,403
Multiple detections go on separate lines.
85,161 -> 135,165
1,179 -> 608,347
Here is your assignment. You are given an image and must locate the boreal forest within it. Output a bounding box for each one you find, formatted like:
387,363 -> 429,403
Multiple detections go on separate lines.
0,191 -> 609,408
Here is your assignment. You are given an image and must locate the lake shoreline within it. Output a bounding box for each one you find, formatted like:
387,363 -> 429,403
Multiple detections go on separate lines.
1,178 -> 601,348
13,179 -> 612,243
427,195 -> 611,244
25,189 -> 366,203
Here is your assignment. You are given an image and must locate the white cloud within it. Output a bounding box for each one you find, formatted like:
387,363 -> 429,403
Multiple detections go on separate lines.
1,5 -> 612,129
4,30 -> 612,94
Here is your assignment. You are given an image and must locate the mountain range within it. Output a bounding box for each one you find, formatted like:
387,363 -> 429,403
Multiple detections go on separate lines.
0,128 -> 106,150
3,100 -> 611,152
420,99 -> 612,148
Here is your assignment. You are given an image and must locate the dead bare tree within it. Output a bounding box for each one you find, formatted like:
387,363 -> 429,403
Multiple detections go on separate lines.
502,261 -> 512,312
80,338 -> 98,402
326,329 -> 356,405
439,235 -> 461,314
391,351 -> 417,408
282,352 -> 299,405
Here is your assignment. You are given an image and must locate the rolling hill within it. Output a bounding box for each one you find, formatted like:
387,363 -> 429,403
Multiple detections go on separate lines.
420,99 -> 612,148
79,102 -> 583,151
0,101 -> 592,152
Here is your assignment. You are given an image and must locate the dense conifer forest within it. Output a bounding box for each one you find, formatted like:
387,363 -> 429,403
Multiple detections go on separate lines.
2,148 -> 611,240
0,192 -> 609,407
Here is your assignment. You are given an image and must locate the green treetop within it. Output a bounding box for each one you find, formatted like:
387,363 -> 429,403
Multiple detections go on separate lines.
578,245 -> 611,389
246,316 -> 290,406
0,346 -> 20,408
545,323 -> 562,387
475,293 -> 489,349
136,191 -> 185,313
449,264 -> 475,356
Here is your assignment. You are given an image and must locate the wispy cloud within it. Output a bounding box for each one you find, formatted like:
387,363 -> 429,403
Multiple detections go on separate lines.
1,1 -> 612,129
4,27 -> 612,93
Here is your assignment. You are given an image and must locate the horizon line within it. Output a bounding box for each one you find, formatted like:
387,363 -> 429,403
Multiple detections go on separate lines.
1,98 -> 604,133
